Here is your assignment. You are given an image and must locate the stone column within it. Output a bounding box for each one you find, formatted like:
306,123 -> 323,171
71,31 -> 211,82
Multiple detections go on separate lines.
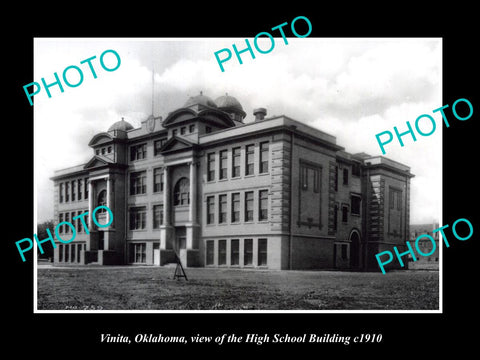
106,176 -> 112,227
162,166 -> 170,227
88,180 -> 93,229
185,160 -> 200,267
159,165 -> 174,264
188,161 -> 197,224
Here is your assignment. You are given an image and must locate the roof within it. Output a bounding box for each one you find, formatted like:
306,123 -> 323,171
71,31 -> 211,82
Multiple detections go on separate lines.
184,92 -> 217,109
108,118 -> 134,132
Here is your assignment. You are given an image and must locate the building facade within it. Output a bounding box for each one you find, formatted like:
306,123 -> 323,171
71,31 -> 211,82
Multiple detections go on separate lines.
409,223 -> 440,269
50,93 -> 414,271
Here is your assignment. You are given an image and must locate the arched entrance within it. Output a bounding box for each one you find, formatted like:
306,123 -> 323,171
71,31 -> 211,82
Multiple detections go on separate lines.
349,230 -> 361,269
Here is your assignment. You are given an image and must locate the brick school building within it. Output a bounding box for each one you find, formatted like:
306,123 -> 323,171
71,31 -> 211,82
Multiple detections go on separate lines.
50,92 -> 414,271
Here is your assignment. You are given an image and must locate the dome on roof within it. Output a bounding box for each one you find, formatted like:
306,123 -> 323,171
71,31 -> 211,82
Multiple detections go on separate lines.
108,117 -> 134,132
183,91 -> 217,108
215,93 -> 244,111
215,93 -> 246,121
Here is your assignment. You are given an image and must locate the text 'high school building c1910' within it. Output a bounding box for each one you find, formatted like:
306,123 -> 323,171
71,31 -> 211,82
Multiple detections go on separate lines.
50,92 -> 414,271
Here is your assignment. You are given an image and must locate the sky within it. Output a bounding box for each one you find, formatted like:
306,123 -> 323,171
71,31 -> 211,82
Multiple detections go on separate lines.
34,37 -> 442,225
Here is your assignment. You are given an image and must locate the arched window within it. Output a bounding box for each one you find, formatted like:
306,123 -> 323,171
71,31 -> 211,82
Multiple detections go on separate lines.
97,190 -> 107,212
173,177 -> 190,206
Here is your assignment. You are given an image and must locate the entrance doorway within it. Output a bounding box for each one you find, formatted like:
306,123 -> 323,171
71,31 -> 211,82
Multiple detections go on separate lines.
349,230 -> 360,269
98,231 -> 104,250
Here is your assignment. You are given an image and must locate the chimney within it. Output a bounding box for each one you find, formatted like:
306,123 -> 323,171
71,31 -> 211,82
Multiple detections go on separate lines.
253,107 -> 267,121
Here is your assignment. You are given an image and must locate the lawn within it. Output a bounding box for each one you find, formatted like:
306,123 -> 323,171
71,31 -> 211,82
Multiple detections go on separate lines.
36,266 -> 439,311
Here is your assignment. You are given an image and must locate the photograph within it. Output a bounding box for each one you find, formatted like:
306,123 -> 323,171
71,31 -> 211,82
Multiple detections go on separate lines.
33,37 -> 442,312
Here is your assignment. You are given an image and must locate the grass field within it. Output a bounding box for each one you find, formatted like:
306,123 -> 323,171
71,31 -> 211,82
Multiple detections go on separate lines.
36,266 -> 439,311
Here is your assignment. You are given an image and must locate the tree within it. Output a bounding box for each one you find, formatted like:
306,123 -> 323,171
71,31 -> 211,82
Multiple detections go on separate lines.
36,220 -> 55,261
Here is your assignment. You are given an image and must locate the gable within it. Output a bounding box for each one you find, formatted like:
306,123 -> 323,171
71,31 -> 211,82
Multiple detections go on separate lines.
163,107 -> 236,129
88,132 -> 113,147
159,136 -> 198,154
84,155 -> 113,170
162,108 -> 197,127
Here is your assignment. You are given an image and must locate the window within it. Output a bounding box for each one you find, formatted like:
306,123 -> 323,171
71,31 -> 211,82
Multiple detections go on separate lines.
232,147 -> 241,177
130,171 -> 147,195
206,241 -> 214,265
84,178 -> 89,200
101,147 -> 106,155
205,126 -> 212,133
333,203 -> 338,231
334,166 -> 338,192
131,243 -> 146,263
258,238 -> 267,266
58,213 -> 63,233
207,153 -> 215,181
84,212 -> 89,230
173,177 -> 190,206
207,196 -> 215,224
71,212 -> 76,232
130,143 -> 147,161
218,240 -> 226,265
71,180 -> 76,201
244,239 -> 253,265
352,163 -> 360,176
129,207 -> 146,230
231,239 -> 239,265
65,213 -> 70,232
231,193 -> 240,223
219,150 -> 228,180
342,204 -> 348,223
77,211 -> 83,233
245,144 -> 254,176
343,168 -> 348,185
65,182 -> 70,202
153,168 -> 164,192
78,180 -> 82,200
59,183 -> 64,203
71,244 -> 76,263
59,244 -> 63,262
389,189 -> 402,210
259,142 -> 269,174
172,129 -> 178,136
77,244 -> 81,262
259,190 -> 268,221
301,166 -> 308,190
313,168 -> 320,193
180,126 -> 186,135
351,195 -> 361,215
189,124 -> 195,133
108,146 -> 112,153
97,190 -> 106,211
153,204 -> 163,229
245,191 -> 254,222
154,138 -> 167,156
95,149 -> 100,155
219,194 -> 227,223
65,244 -> 69,262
